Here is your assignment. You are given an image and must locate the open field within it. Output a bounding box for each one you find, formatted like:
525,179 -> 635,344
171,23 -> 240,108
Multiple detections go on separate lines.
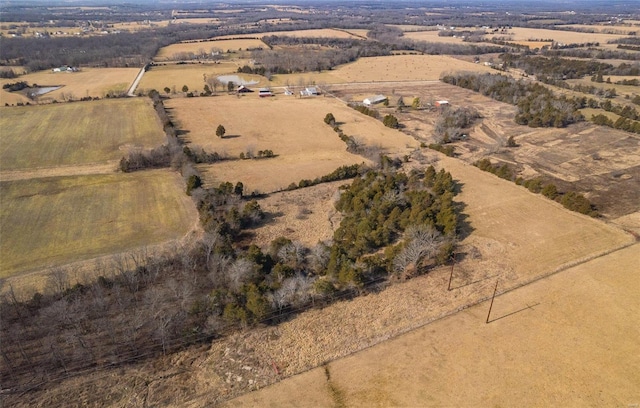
136,62 -> 253,94
558,24 -> 640,35
486,27 -> 628,45
0,98 -> 165,171
154,38 -> 268,61
0,170 -> 197,278
0,68 -> 139,104
165,95 -> 418,192
16,149 -> 636,407
331,55 -> 495,83
228,243 -> 639,407
214,28 -> 365,40
402,30 -> 468,44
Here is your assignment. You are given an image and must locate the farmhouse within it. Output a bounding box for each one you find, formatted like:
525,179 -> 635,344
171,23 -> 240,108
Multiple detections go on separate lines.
363,94 -> 388,106
259,88 -> 273,97
300,87 -> 319,97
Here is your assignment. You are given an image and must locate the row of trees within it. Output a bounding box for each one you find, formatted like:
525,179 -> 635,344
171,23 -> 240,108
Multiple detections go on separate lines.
474,158 -> 597,216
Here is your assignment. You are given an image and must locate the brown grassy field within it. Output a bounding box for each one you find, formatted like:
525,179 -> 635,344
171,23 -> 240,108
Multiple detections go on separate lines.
136,62 -> 253,95
214,28 -> 364,40
0,170 -> 197,278
154,38 -> 268,61
0,98 -> 165,171
228,243 -> 639,407
165,95 -> 418,193
403,30 -> 468,44
0,68 -> 139,104
331,55 -> 495,82
486,27 -> 627,44
558,24 -> 640,35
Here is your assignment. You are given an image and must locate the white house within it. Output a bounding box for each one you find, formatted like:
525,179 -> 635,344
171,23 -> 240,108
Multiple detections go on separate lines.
300,87 -> 319,97
363,94 -> 387,106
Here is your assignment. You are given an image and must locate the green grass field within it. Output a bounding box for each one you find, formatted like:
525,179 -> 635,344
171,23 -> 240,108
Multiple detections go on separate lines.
0,170 -> 196,278
0,98 -> 165,171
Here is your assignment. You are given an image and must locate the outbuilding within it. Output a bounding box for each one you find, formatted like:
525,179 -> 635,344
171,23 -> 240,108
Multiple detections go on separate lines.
363,94 -> 388,106
259,88 -> 273,97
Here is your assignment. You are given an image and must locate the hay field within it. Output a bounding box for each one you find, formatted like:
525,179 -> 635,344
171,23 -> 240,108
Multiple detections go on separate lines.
0,98 -> 164,171
228,244 -> 639,407
0,170 -> 196,278
166,95 -> 417,192
487,27 -> 627,44
0,68 -> 139,104
136,62 -> 252,94
155,38 -> 267,61
332,55 -> 495,82
215,28 -> 364,40
558,24 -> 639,35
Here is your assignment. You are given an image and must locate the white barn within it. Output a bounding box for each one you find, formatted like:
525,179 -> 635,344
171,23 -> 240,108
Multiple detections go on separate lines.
363,94 -> 387,106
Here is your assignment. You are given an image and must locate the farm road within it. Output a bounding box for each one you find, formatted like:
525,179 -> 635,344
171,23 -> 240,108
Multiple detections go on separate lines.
0,162 -> 118,182
127,66 -> 147,96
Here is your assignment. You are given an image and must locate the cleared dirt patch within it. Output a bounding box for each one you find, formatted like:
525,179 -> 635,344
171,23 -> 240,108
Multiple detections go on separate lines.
0,98 -> 165,171
165,95 -> 417,192
0,170 -> 197,278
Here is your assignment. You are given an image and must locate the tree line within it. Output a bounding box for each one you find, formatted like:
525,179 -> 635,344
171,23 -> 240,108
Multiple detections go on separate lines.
442,72 -> 584,128
474,158 -> 598,217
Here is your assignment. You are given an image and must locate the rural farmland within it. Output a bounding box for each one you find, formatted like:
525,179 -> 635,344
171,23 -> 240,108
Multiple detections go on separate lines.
0,171 -> 197,279
1,1 -> 639,406
0,98 -> 165,170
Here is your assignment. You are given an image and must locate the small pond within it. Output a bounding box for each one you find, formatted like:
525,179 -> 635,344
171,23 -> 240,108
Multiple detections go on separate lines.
216,75 -> 259,86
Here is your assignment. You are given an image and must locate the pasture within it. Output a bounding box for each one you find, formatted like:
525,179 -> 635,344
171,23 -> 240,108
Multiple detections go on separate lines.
0,98 -> 164,171
0,170 -> 197,278
227,244 -> 639,407
136,62 -> 253,95
165,95 -> 418,192
486,27 -> 627,45
0,67 -> 139,104
214,28 -> 365,40
330,54 -> 495,82
154,38 -> 268,61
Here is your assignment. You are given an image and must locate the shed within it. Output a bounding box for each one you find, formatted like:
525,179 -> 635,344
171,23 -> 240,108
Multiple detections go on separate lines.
259,88 -> 273,97
363,94 -> 387,106
434,100 -> 449,107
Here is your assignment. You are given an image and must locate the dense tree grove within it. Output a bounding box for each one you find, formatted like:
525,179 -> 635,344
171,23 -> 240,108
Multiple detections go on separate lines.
442,72 -> 584,127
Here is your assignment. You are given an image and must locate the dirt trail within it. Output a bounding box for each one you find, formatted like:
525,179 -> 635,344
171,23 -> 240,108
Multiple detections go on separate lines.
0,161 -> 118,181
